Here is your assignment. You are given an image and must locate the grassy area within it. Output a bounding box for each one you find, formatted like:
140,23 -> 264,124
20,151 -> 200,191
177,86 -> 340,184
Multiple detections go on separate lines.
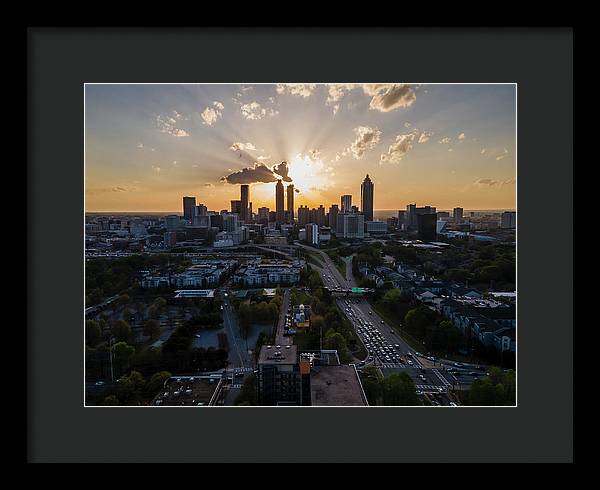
369,301 -> 426,352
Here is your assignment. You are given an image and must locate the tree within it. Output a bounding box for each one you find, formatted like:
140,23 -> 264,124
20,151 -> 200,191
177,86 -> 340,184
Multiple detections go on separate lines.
323,330 -> 347,357
466,368 -> 516,406
111,319 -> 132,342
380,372 -> 420,406
404,306 -> 435,339
115,370 -> 145,404
112,341 -> 135,373
143,319 -> 161,340
85,320 -> 102,347
146,371 -> 171,395
100,395 -> 120,406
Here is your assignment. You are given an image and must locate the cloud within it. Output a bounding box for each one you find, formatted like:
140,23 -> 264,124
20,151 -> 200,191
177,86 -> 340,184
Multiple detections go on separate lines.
156,114 -> 189,137
276,83 -> 317,98
257,155 -> 271,161
203,183 -> 215,188
458,132 -> 466,140
308,149 -> 321,160
326,84 -> 357,112
418,131 -> 433,143
404,122 -> 412,128
448,148 -> 454,152
481,148 -> 487,154
474,178 -> 515,188
136,143 -> 144,149
240,101 -> 278,120
496,148 -> 510,160
200,101 -> 224,126
438,137 -> 451,144
87,186 -> 137,195
152,165 -> 161,173
363,84 -> 416,112
380,132 -> 417,164
221,161 -> 292,185
272,161 -> 292,181
230,142 -> 261,152
348,126 -> 382,159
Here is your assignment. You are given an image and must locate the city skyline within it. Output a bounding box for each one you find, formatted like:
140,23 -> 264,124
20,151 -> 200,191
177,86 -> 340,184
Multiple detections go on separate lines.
85,83 -> 516,212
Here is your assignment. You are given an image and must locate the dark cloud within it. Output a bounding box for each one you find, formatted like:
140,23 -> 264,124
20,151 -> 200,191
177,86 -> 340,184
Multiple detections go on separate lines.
294,188 -> 300,193
221,161 -> 291,185
272,161 -> 292,182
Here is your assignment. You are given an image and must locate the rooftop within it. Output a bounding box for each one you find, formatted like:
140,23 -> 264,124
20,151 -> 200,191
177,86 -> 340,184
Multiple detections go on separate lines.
258,344 -> 298,365
310,365 -> 367,406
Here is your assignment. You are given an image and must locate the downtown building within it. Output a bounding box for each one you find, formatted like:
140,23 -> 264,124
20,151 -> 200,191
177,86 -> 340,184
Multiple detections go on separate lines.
337,211 -> 365,239
360,174 -> 374,222
275,180 -> 285,225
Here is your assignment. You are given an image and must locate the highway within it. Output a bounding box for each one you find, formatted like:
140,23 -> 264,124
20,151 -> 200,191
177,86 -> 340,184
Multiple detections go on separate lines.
290,242 -> 461,405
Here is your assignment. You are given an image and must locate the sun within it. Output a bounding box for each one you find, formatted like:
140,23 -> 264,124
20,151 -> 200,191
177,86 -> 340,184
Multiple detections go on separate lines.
288,154 -> 335,203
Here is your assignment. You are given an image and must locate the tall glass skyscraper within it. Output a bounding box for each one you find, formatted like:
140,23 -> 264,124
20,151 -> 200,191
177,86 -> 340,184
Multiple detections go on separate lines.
361,174 -> 374,222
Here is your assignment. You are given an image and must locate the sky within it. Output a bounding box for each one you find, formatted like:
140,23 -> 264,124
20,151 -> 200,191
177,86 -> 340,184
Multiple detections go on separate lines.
85,83 -> 516,213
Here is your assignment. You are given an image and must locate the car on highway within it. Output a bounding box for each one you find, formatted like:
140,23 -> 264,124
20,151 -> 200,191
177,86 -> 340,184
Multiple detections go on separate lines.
406,360 -> 414,365
449,402 -> 458,406
454,362 -> 464,367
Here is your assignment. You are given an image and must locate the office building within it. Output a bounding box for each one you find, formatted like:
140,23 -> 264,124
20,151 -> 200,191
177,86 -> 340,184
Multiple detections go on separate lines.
183,196 -> 196,222
366,221 -> 387,235
231,200 -> 242,215
223,213 -> 240,233
501,211 -> 517,229
275,180 -> 285,224
337,212 -> 365,239
257,206 -> 269,225
305,223 -> 319,246
165,214 -> 181,231
417,212 -> 437,241
406,204 -> 437,230
341,195 -> 352,213
240,184 -> 250,223
287,184 -> 295,223
454,207 -> 464,224
257,345 -> 309,406
298,205 -> 310,226
360,174 -> 374,222
195,204 -> 207,217
328,204 -> 339,230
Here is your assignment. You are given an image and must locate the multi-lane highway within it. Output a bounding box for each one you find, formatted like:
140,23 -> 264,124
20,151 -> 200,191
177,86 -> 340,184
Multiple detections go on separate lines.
290,242 -> 463,405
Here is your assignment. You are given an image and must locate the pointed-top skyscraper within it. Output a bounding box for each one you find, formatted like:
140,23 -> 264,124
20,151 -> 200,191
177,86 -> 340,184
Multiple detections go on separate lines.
361,174 -> 374,222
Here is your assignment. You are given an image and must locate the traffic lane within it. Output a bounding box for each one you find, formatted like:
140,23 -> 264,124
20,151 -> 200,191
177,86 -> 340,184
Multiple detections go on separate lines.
349,300 -> 418,363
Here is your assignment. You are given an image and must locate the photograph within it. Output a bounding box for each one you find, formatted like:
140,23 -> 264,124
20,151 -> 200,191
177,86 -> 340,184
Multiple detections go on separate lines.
84,82 -> 517,407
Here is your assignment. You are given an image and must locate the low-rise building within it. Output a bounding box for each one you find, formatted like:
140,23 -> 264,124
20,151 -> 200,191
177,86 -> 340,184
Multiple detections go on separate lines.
233,259 -> 306,287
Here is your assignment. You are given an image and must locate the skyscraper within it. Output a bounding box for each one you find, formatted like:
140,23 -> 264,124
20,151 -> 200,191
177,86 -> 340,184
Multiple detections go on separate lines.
240,184 -> 249,223
287,184 -> 295,223
360,174 -> 374,222
231,200 -> 242,215
341,195 -> 352,213
183,196 -> 196,221
453,207 -> 464,224
275,180 -> 285,224
328,204 -> 339,230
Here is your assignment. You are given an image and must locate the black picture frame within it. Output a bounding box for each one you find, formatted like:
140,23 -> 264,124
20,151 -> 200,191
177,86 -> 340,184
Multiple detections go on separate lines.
27,27 -> 573,463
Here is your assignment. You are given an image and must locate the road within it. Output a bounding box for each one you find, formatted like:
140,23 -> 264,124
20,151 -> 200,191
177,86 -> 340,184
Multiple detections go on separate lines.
221,295 -> 251,369
290,242 -> 461,404
275,289 -> 292,346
